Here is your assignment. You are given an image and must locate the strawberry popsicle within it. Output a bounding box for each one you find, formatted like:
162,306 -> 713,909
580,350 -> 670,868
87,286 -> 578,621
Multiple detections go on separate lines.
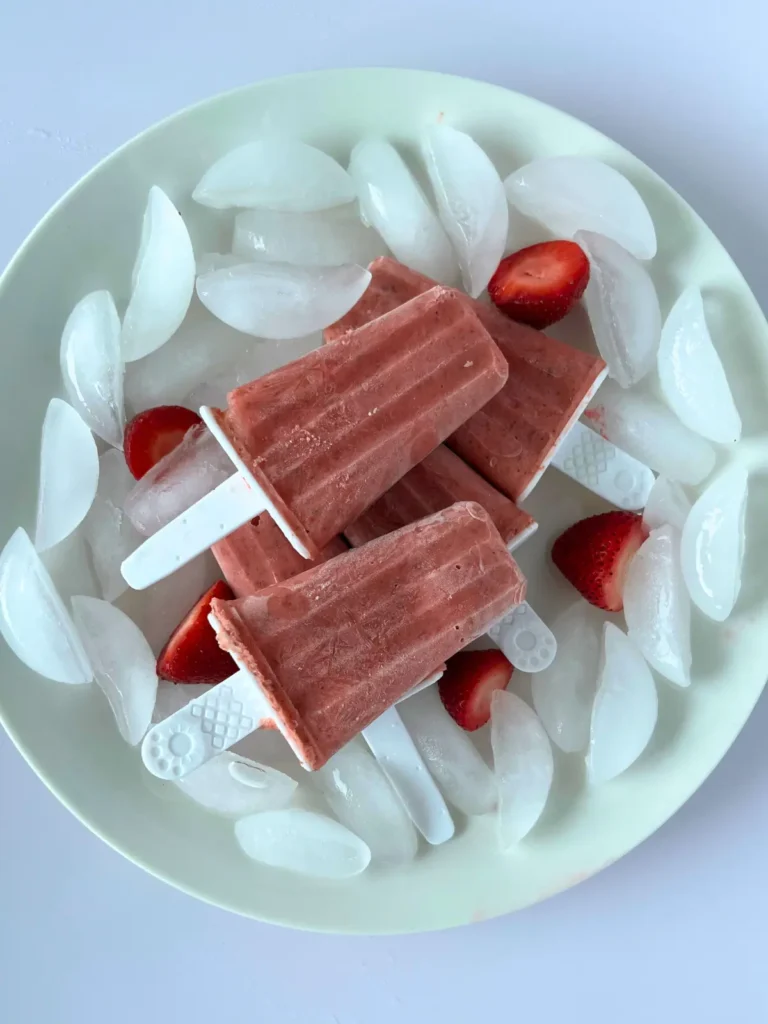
141,502 -> 527,777
325,257 -> 607,501
213,514 -> 347,598
344,444 -> 536,552
122,286 -> 509,589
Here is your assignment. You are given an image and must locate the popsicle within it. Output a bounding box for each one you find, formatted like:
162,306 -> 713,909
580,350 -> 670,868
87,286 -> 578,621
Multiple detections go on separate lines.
122,286 -> 509,590
344,444 -> 554,673
325,258 -> 652,508
141,502 -> 527,778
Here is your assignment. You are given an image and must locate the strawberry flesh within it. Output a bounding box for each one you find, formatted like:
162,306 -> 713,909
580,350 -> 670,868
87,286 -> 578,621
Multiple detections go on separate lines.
438,648 -> 514,731
157,580 -> 237,684
488,240 -> 590,329
552,511 -> 646,612
124,405 -> 203,480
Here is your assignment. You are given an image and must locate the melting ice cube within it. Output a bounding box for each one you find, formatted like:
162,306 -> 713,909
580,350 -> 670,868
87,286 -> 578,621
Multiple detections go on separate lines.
642,476 -> 691,533
234,809 -> 371,878
84,449 -> 141,602
176,752 -> 297,816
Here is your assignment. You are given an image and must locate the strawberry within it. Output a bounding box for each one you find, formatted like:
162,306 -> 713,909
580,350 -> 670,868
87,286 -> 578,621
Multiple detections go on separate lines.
552,511 -> 646,612
438,649 -> 513,731
488,240 -> 590,329
157,580 -> 237,684
124,405 -> 202,480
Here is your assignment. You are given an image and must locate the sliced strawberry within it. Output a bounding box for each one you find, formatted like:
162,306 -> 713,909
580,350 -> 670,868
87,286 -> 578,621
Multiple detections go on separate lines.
488,240 -> 590,329
124,405 -> 202,480
157,580 -> 237,684
552,511 -> 646,612
438,649 -> 513,731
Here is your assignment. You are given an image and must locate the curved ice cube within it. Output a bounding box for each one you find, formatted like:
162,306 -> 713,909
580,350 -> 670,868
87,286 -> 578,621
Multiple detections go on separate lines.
35,398 -> 99,553
192,139 -> 355,212
643,476 -> 691,532
176,752 -> 297,816
490,690 -> 553,849
593,380 -> 716,486
233,204 -> 384,268
531,602 -> 601,753
60,290 -> 124,448
122,187 -> 195,362
0,528 -> 92,684
71,596 -> 157,744
398,685 -> 497,816
505,156 -> 657,260
235,809 -> 371,878
422,124 -> 508,297
349,138 -> 458,284
680,466 -> 748,622
313,738 -> 418,864
587,623 -> 658,784
623,526 -> 691,687
196,261 -> 371,339
84,449 -> 141,602
577,231 -> 661,388
658,286 -> 741,444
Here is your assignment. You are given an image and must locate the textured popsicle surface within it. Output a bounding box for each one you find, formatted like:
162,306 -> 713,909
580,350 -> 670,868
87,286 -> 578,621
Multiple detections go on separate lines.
326,257 -> 606,500
213,515 -> 347,598
211,502 -> 526,770
214,286 -> 508,556
344,444 -> 535,550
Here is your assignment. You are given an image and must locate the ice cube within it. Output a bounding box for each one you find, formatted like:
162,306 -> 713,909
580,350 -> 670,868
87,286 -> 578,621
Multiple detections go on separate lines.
643,476 -> 691,533
587,623 -> 658,784
0,528 -> 92,684
593,380 -> 716,486
658,286 -> 742,444
234,809 -> 371,878
84,449 -> 140,602
505,157 -> 657,260
490,690 -> 553,849
680,465 -> 748,622
71,596 -> 157,744
192,139 -> 355,212
35,398 -> 99,553
398,686 -> 497,815
124,299 -> 256,413
196,261 -> 371,340
422,124 -> 508,297
233,204 -> 385,268
312,738 -> 418,864
348,138 -> 458,284
123,425 -> 232,537
531,602 -> 602,753
176,752 -> 297,816
624,526 -> 691,687
153,680 -> 213,722
60,290 -> 125,449
122,187 -> 195,362
577,231 -> 661,388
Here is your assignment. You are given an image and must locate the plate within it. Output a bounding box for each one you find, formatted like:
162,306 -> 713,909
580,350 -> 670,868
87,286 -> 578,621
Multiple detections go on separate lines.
1,68 -> 767,934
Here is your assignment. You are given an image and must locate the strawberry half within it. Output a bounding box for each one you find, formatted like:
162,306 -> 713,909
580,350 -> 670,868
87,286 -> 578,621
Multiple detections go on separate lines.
157,580 -> 237,684
488,240 -> 590,329
438,649 -> 514,731
124,405 -> 202,480
552,511 -> 646,612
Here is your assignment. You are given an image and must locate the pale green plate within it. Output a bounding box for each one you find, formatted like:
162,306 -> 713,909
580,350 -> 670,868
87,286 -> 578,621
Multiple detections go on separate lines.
1,68 -> 767,934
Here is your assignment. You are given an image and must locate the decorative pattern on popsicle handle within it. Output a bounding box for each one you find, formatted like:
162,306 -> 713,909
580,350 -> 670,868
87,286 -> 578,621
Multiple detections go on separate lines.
487,602 -> 557,673
550,421 -> 655,511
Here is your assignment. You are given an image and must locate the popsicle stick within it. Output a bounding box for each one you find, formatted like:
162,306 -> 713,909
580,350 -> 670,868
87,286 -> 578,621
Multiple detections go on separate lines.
549,420 -> 655,510
487,601 -> 557,673
397,668 -> 444,703
362,706 -> 455,845
507,521 -> 538,554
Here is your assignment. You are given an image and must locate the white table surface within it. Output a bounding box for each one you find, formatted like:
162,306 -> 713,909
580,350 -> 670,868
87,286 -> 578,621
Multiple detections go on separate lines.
2,2 -> 768,1020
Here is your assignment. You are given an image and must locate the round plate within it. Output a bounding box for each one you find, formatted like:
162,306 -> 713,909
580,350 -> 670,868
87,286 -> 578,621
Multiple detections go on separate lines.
1,68 -> 767,935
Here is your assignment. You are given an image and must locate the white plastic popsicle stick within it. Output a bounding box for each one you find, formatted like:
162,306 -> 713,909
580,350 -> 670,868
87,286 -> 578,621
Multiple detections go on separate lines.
121,406 -> 311,590
549,420 -> 655,510
362,705 -> 455,845
487,601 -> 557,673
